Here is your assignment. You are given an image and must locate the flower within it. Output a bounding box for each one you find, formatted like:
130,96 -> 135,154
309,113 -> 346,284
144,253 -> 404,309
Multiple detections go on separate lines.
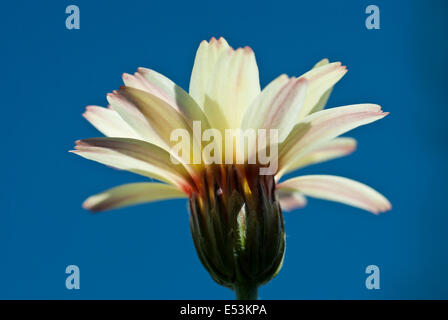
71,37 -> 391,299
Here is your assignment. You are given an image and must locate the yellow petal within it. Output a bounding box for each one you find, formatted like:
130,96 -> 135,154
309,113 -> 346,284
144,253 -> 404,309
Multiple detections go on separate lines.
278,175 -> 391,214
83,182 -> 186,212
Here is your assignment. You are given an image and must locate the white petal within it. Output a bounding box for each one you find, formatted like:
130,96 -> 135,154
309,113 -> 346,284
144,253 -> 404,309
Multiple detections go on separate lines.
242,76 -> 307,142
111,87 -> 193,144
278,104 -> 388,176
189,37 -> 231,110
284,137 -> 357,174
307,58 -> 333,114
277,189 -> 307,212
123,68 -> 211,131
204,45 -> 261,129
298,62 -> 347,119
313,58 -> 330,69
278,175 -> 391,214
83,105 -> 140,139
106,91 -> 165,148
83,182 -> 186,212
108,88 -> 204,176
71,137 -> 193,192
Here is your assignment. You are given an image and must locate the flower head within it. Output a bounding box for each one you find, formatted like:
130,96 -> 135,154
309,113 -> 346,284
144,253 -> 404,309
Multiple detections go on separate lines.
71,37 -> 391,299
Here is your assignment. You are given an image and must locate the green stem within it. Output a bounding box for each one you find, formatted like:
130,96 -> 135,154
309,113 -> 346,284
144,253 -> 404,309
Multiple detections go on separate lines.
234,283 -> 259,300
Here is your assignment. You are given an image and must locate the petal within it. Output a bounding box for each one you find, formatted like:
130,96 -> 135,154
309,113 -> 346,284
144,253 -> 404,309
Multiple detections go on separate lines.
241,76 -> 308,142
111,87 -> 192,144
278,104 -> 388,175
123,68 -> 211,131
106,91 -> 164,148
189,37 -> 231,110
308,58 -> 333,114
83,105 -> 140,139
108,88 -> 204,175
204,45 -> 261,129
277,189 -> 307,212
309,89 -> 332,115
70,137 -> 193,192
283,137 -> 357,174
298,62 -> 347,119
83,182 -> 187,212
313,58 -> 330,69
278,175 -> 391,214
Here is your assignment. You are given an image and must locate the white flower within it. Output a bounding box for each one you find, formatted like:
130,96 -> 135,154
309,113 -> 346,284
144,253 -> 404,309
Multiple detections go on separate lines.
72,37 -> 390,214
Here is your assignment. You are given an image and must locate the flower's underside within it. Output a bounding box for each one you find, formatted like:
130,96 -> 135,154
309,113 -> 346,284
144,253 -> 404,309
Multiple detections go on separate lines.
189,165 -> 285,291
72,37 -> 390,216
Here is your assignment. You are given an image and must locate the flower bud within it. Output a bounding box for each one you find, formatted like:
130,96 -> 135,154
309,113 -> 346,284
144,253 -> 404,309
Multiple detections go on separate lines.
189,165 -> 285,299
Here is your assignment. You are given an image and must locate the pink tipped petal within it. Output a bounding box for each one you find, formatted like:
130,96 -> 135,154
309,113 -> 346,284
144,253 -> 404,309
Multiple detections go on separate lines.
106,92 -> 165,147
278,189 -> 307,212
83,182 -> 187,212
279,104 -> 388,175
242,76 -> 308,143
129,68 -> 211,130
278,175 -> 391,214
307,58 -> 334,114
115,87 -> 204,171
284,137 -> 357,174
298,62 -> 347,119
83,105 -> 140,139
108,88 -> 204,179
71,137 -> 193,192
116,87 -> 193,141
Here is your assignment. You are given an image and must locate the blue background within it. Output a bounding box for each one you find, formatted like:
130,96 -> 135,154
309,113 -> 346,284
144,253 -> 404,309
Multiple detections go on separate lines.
1,0 -> 447,299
